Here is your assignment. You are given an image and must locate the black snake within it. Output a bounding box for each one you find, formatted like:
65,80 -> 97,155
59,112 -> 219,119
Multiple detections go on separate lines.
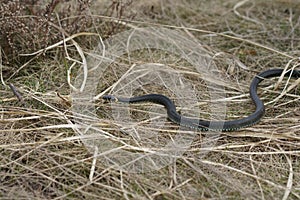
103,69 -> 300,131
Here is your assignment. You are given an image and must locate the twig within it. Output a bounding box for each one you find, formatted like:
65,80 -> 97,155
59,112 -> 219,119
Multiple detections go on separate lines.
0,46 -> 5,86
9,83 -> 23,102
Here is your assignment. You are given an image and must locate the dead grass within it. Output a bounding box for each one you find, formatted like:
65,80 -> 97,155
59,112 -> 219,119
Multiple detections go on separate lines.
1,0 -> 300,199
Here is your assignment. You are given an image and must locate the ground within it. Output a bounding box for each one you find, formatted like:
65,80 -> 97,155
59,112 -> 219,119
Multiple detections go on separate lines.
0,0 -> 300,199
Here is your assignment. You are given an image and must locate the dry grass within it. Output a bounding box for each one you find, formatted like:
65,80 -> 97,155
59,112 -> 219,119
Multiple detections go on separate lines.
1,0 -> 300,199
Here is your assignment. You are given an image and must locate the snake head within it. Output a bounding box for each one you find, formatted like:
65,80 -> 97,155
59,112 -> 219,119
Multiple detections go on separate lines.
102,95 -> 118,102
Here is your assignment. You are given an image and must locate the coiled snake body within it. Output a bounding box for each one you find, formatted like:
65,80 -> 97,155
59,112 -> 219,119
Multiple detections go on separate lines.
103,69 -> 300,132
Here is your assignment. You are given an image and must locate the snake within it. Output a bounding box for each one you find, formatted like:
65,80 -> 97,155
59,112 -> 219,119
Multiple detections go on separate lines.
103,69 -> 300,132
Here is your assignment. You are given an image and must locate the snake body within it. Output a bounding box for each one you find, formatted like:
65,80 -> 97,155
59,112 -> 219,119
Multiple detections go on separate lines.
103,69 -> 300,131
